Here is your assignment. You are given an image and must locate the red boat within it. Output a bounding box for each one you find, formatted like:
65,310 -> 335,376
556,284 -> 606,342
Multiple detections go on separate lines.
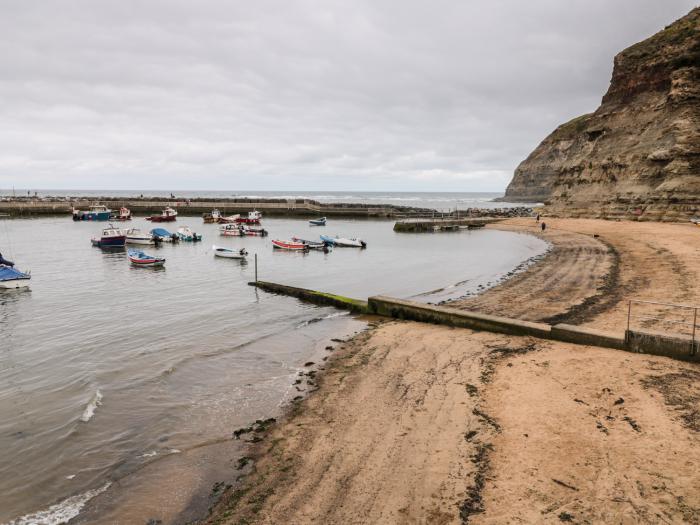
235,210 -> 262,224
272,239 -> 309,251
146,207 -> 178,222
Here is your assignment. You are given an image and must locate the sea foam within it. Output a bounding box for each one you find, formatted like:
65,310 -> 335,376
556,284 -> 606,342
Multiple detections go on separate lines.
79,390 -> 102,423
6,482 -> 110,525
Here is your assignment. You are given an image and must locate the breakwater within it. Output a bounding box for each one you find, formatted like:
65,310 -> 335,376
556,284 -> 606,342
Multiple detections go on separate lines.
0,196 -> 533,219
249,281 -> 700,363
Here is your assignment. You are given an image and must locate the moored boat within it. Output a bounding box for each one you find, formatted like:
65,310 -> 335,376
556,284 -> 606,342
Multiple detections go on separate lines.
150,228 -> 179,243
218,214 -> 240,224
0,264 -> 31,289
212,245 -> 248,259
125,228 -> 155,245
146,207 -> 178,222
128,249 -> 165,267
91,225 -> 126,247
219,224 -> 243,237
272,239 -> 309,251
309,217 -> 326,226
235,210 -> 262,224
291,236 -> 330,251
111,207 -> 132,221
203,209 -> 222,223
177,226 -> 202,242
73,204 -> 112,221
241,225 -> 268,237
320,235 -> 366,248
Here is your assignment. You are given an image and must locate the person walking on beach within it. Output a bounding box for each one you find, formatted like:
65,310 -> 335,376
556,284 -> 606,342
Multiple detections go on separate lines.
541,222 -> 546,232
536,213 -> 540,222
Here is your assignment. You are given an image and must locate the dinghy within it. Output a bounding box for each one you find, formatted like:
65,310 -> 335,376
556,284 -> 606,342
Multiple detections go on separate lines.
128,249 -> 165,267
177,226 -> 202,242
125,228 -> 155,245
0,264 -> 31,289
213,245 -> 248,259
272,239 -> 309,251
309,217 -> 326,226
291,236 -> 330,252
320,235 -> 367,248
150,228 -> 178,243
91,225 -> 126,247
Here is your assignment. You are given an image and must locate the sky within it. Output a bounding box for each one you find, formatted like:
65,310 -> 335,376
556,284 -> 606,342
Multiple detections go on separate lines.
0,1 -> 696,193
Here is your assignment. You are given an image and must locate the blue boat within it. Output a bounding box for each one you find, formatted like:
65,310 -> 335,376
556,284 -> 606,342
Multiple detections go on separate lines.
309,217 -> 326,226
73,205 -> 112,221
0,264 -> 31,289
128,249 -> 165,267
319,234 -> 336,246
150,228 -> 179,243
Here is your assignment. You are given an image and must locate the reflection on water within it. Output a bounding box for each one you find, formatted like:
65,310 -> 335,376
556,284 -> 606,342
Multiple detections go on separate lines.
0,216 -> 546,523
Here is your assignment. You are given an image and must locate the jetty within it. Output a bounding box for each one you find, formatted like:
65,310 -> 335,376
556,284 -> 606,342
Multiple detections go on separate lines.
393,217 -> 503,232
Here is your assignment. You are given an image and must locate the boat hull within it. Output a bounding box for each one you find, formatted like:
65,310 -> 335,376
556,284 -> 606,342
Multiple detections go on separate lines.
126,237 -> 155,245
147,216 -> 176,222
272,240 -> 309,251
0,278 -> 30,289
91,236 -> 126,247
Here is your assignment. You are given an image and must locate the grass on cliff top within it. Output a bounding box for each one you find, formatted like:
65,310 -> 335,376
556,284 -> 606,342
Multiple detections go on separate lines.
624,7 -> 699,60
554,113 -> 593,139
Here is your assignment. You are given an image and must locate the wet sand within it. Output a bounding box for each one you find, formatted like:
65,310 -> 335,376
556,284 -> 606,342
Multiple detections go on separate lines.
205,218 -> 700,524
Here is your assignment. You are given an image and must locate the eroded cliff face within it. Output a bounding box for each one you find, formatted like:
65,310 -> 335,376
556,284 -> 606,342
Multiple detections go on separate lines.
505,8 -> 700,220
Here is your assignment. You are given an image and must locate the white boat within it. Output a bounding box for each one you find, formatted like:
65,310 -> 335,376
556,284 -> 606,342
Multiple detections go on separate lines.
320,235 -> 367,248
218,214 -> 241,224
219,224 -> 243,237
212,245 -> 248,259
125,228 -> 155,245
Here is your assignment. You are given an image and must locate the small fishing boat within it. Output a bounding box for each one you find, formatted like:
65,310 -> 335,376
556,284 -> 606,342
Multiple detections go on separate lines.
0,264 -> 31,289
110,207 -> 132,221
125,228 -> 155,245
235,210 -> 262,224
241,225 -> 268,237
212,245 -> 248,259
128,249 -> 165,267
150,228 -> 179,243
218,214 -> 240,224
146,207 -> 178,222
320,235 -> 367,248
219,224 -> 243,237
177,226 -> 202,242
309,217 -> 326,226
291,236 -> 330,251
91,225 -> 126,247
73,204 -> 112,221
202,209 -> 222,223
272,239 -> 309,251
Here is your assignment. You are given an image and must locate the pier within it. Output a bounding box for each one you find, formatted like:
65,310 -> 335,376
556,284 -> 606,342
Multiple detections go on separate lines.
393,217 -> 502,232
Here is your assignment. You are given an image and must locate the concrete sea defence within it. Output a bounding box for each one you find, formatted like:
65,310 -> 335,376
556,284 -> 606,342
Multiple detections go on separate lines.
249,281 -> 700,362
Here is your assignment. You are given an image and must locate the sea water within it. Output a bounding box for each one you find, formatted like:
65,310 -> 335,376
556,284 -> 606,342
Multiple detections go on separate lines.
0,214 -> 546,523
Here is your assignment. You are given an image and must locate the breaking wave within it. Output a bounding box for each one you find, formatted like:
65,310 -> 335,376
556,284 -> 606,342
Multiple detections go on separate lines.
6,482 -> 110,525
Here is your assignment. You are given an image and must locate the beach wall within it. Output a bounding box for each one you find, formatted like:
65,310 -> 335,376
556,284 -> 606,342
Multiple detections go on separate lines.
249,282 -> 700,362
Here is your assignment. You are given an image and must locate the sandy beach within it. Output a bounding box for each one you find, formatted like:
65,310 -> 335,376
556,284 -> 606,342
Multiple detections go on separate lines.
205,218 -> 700,524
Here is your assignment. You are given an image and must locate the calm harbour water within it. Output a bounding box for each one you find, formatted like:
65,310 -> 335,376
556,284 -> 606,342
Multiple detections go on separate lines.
0,215 -> 546,524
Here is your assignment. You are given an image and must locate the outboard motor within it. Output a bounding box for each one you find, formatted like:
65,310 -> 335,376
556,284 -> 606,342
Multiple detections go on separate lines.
360,241 -> 367,249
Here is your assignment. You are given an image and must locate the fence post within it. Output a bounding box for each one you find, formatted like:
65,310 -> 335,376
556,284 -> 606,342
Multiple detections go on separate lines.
692,308 -> 697,356
255,253 -> 258,283
626,301 -> 632,338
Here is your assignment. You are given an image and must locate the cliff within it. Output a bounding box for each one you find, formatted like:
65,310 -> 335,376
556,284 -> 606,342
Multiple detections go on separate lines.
504,8 -> 700,220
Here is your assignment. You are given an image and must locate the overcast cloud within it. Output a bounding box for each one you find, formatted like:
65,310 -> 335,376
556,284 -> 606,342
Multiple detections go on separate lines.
0,1 -> 696,192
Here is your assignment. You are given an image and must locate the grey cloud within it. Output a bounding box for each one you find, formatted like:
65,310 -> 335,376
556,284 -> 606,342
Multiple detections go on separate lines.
0,0 -> 696,191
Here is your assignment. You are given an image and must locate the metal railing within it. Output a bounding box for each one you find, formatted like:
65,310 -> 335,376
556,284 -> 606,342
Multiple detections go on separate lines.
626,299 -> 698,356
